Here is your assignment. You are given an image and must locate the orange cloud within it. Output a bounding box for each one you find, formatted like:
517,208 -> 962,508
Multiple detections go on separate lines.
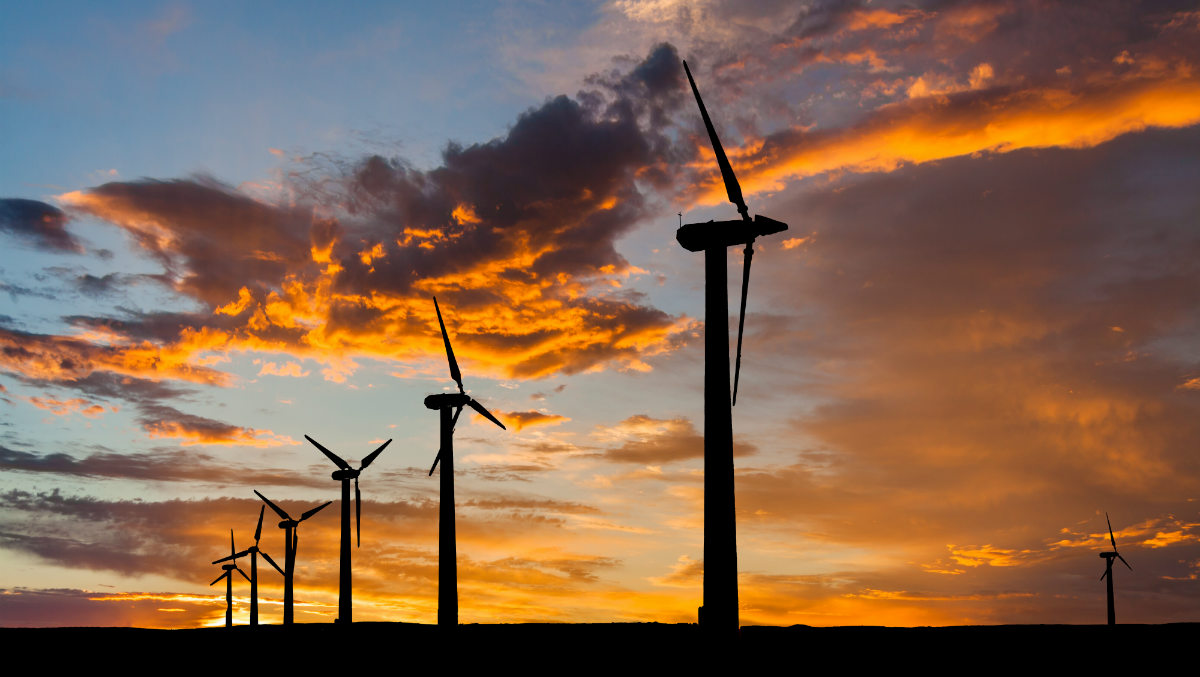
142,420 -> 295,447
24,396 -> 117,418
690,75 -> 1200,205
502,410 -> 571,432
0,328 -> 230,386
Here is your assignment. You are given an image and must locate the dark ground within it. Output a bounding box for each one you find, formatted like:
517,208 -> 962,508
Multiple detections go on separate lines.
5,622 -> 1194,669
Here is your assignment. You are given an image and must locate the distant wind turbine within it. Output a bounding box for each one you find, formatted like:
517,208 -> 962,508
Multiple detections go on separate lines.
212,506 -> 284,626
425,296 -> 507,628
210,529 -> 251,628
1099,512 -> 1133,625
305,434 -> 392,625
254,490 -> 332,625
675,60 -> 788,633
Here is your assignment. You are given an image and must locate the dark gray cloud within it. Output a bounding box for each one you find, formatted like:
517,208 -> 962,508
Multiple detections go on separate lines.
74,273 -> 122,297
0,198 -> 81,252
1,280 -> 57,302
78,176 -> 311,307
0,443 -> 326,488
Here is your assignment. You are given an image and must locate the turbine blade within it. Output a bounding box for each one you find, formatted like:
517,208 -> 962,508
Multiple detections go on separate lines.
1118,553 -> 1132,570
450,405 -> 464,433
254,505 -> 264,544
260,550 -> 284,576
434,297 -> 465,394
292,530 -> 298,557
467,398 -> 507,430
1107,512 -> 1117,548
236,566 -> 251,583
429,450 -> 442,476
1099,569 -> 1108,582
355,476 -> 362,548
731,241 -> 754,406
212,549 -> 251,564
255,490 -> 291,521
300,500 -> 332,522
230,529 -> 235,557
682,60 -> 750,222
305,434 -> 351,470
360,439 -> 391,470
210,571 -> 229,586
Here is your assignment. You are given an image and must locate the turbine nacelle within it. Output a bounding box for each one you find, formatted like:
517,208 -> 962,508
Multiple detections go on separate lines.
425,392 -> 474,410
676,215 -> 788,252
331,468 -> 360,481
1101,551 -> 1118,558
221,563 -> 237,571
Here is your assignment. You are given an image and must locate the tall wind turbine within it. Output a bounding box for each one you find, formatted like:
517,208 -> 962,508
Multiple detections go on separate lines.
676,60 -> 788,633
305,434 -> 392,625
254,490 -> 332,625
425,296 -> 507,628
1099,512 -> 1133,625
212,506 -> 285,626
210,529 -> 251,628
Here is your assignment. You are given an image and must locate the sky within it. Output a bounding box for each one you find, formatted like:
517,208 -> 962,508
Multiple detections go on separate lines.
2,0 -> 1199,628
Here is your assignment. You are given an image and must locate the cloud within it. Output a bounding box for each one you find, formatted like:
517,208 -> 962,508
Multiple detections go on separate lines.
0,326 -> 228,386
0,489 -> 649,624
683,75 -> 1200,207
0,199 -> 82,252
137,404 -> 295,447
0,588 -> 223,629
595,414 -> 756,464
502,410 -> 570,432
40,44 -> 694,393
0,444 -> 327,487
74,273 -> 124,297
712,124 -> 1200,624
21,396 -> 115,418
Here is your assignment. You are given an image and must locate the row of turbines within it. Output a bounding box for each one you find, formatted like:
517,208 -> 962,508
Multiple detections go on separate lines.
208,59 -> 1134,630
210,297 -> 505,627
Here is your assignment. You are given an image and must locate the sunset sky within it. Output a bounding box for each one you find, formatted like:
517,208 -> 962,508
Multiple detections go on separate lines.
3,0 -> 1200,628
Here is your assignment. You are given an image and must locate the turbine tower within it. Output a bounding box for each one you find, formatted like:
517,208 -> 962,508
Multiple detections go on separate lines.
1099,512 -> 1132,625
676,60 -> 788,633
254,490 -> 331,625
212,506 -> 284,626
305,434 -> 392,625
425,296 -> 507,628
210,529 -> 251,628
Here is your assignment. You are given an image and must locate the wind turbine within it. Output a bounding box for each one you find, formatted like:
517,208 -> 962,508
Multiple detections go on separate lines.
304,434 -> 392,625
212,506 -> 285,626
425,296 -> 507,628
676,60 -> 789,633
1099,512 -> 1132,625
254,490 -> 332,625
210,529 -> 251,628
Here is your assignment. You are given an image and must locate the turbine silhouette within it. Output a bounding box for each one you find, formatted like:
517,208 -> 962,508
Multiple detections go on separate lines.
1099,512 -> 1133,625
425,296 -> 506,628
676,60 -> 789,633
212,506 -> 284,626
305,434 -> 391,625
210,529 -> 251,628
254,490 -> 331,625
